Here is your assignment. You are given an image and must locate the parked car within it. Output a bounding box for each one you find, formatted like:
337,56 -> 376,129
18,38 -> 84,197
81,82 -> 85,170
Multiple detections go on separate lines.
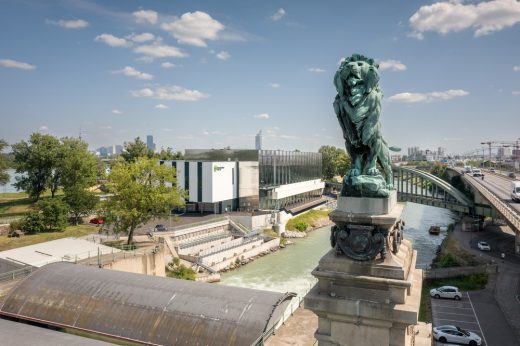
477,241 -> 491,251
508,172 -> 517,179
89,217 -> 104,225
430,286 -> 462,300
154,224 -> 167,232
433,325 -> 482,346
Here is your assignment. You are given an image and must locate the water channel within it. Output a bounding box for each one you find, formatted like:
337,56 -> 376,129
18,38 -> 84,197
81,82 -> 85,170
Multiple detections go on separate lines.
220,203 -> 458,296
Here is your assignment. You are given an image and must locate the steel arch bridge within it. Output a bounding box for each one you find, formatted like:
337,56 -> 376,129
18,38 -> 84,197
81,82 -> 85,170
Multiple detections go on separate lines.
325,166 -> 474,213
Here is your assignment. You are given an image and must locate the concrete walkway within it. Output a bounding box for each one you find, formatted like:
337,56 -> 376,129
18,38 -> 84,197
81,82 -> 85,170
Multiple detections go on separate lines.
266,306 -> 317,346
452,224 -> 520,344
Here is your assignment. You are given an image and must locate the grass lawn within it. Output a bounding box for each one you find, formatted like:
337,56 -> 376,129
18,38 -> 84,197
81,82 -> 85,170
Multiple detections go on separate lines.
0,224 -> 98,251
285,209 -> 331,231
0,191 -> 65,217
419,273 -> 488,323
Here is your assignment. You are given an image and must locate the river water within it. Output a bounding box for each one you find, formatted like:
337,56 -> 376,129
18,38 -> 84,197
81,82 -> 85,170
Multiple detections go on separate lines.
219,203 -> 458,296
1,169 -> 18,193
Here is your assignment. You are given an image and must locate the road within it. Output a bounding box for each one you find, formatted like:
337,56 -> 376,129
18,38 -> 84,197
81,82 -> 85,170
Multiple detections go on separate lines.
466,171 -> 520,214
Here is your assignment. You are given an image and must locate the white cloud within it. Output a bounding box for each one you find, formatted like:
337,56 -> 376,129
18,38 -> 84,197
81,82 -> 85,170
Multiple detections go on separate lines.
409,0 -> 520,38
308,67 -> 326,73
112,66 -> 154,80
112,109 -> 123,115
513,91 -> 520,95
387,89 -> 469,103
271,8 -> 286,21
131,85 -> 209,101
406,31 -> 424,40
513,65 -> 520,72
378,59 -> 407,71
216,51 -> 231,60
133,10 -> 158,24
134,43 -> 187,58
127,32 -> 155,43
95,34 -> 129,47
47,19 -> 89,29
161,62 -> 176,68
0,59 -> 36,70
269,83 -> 280,88
39,125 -> 49,132
155,103 -> 169,109
202,129 -> 227,136
254,113 -> 270,119
161,11 -> 224,47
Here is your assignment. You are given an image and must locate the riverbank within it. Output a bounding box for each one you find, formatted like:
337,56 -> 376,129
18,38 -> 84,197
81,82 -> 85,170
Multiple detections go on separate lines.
285,209 -> 333,233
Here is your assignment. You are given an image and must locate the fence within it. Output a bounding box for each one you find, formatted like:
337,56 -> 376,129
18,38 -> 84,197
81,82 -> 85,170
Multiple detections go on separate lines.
424,263 -> 497,280
0,266 -> 35,283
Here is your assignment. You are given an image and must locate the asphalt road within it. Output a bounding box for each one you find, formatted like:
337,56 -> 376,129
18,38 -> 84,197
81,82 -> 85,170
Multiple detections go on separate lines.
466,171 -> 520,214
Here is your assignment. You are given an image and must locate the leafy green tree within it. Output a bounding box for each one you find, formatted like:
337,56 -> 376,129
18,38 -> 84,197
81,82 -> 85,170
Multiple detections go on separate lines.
37,198 -> 69,231
156,147 -> 183,160
121,137 -> 152,162
20,211 -> 46,234
12,133 -> 61,200
103,158 -> 184,244
59,137 -> 97,190
64,187 -> 99,225
318,145 -> 351,180
0,139 -> 9,186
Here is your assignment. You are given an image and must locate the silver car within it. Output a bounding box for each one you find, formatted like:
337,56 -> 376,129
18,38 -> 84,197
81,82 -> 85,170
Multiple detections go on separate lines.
433,325 -> 482,346
430,286 -> 462,300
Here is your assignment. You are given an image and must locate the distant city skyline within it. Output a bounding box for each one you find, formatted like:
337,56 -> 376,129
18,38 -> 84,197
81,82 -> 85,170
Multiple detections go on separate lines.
1,1 -> 519,154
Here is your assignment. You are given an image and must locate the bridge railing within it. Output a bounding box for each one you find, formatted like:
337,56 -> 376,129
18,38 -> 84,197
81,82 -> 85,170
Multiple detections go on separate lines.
463,176 -> 520,231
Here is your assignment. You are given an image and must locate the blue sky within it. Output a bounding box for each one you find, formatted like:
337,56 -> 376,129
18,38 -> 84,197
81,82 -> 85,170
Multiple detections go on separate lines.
0,0 -> 519,155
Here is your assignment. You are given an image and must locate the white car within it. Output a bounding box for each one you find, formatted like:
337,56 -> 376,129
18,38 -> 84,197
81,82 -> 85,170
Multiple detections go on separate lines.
433,325 -> 482,346
477,241 -> 491,251
430,286 -> 462,300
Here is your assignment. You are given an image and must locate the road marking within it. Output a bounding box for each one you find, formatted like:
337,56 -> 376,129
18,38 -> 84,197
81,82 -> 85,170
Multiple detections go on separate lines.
467,292 -> 488,346
432,311 -> 474,317
434,317 -> 479,325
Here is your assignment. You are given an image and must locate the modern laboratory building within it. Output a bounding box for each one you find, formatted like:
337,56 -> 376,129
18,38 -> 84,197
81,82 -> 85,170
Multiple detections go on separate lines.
161,149 -> 324,214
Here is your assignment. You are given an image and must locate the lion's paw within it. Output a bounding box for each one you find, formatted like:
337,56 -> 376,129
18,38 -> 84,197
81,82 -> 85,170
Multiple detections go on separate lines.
349,168 -> 360,177
386,183 -> 394,189
367,167 -> 379,175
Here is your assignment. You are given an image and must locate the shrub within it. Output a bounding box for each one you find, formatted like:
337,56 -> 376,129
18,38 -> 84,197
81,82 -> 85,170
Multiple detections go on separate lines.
9,219 -> 24,232
20,211 -> 46,234
294,220 -> 308,232
167,264 -> 196,281
37,198 -> 69,231
438,253 -> 460,268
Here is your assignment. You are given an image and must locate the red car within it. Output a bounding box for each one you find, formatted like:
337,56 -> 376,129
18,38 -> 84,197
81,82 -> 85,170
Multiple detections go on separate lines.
89,217 -> 105,225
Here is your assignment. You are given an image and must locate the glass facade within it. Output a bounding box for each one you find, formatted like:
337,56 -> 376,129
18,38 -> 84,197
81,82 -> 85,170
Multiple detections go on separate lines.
259,188 -> 323,210
259,150 -> 322,188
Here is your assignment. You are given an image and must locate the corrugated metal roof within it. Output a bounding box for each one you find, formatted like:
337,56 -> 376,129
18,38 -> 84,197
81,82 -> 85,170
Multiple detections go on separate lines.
0,318 -> 115,346
0,262 -> 295,346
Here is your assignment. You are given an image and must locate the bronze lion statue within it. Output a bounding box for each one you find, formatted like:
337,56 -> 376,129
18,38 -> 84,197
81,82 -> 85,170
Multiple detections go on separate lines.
333,54 -> 396,197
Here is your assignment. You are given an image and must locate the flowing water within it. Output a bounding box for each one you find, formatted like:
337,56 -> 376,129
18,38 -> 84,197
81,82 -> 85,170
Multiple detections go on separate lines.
219,203 -> 458,295
1,169 -> 19,193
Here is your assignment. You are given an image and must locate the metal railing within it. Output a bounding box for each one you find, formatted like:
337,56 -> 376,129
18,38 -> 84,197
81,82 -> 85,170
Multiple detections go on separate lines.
166,216 -> 228,232
0,266 -> 35,283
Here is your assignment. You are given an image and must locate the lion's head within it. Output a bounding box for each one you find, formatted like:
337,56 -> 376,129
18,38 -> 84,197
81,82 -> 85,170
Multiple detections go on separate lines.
334,54 -> 380,105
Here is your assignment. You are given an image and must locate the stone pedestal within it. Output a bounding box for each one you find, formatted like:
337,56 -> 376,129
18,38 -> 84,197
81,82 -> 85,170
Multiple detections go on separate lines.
304,193 -> 422,346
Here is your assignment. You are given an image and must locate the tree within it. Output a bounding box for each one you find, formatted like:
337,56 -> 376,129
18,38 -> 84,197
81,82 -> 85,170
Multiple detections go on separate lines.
37,198 -> 69,231
20,211 -> 46,234
12,133 -> 62,200
0,139 -> 9,186
59,137 -> 98,190
103,158 -> 184,244
156,147 -> 183,160
64,187 -> 98,225
319,145 -> 351,180
121,137 -> 152,162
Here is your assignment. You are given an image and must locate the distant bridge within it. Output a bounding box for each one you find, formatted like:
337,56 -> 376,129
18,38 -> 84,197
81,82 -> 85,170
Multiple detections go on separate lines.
325,166 -> 474,214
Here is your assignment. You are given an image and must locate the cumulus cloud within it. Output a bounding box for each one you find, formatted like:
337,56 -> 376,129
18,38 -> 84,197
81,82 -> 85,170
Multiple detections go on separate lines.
161,11 -> 224,47
513,90 -> 520,95
46,19 -> 89,29
131,85 -> 209,101
39,125 -> 49,132
269,83 -> 280,88
254,113 -> 270,119
409,0 -> 520,38
378,59 -> 407,71
308,67 -> 325,73
161,62 -> 175,68
0,59 -> 36,70
127,32 -> 155,43
387,89 -> 469,103
112,66 -> 154,80
133,10 -> 158,24
95,34 -> 130,47
155,103 -> 169,109
112,109 -> 123,115
134,43 -> 187,58
271,8 -> 286,21
216,51 -> 230,60
513,65 -> 520,72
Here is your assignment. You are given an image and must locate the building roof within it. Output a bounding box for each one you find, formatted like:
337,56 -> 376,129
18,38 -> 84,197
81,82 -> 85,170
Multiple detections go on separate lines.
0,237 -> 120,267
0,318 -> 115,346
0,262 -> 295,346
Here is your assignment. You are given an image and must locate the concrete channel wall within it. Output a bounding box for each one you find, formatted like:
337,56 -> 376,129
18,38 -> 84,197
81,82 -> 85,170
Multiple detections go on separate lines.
178,236 -> 233,256
424,263 -> 497,280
